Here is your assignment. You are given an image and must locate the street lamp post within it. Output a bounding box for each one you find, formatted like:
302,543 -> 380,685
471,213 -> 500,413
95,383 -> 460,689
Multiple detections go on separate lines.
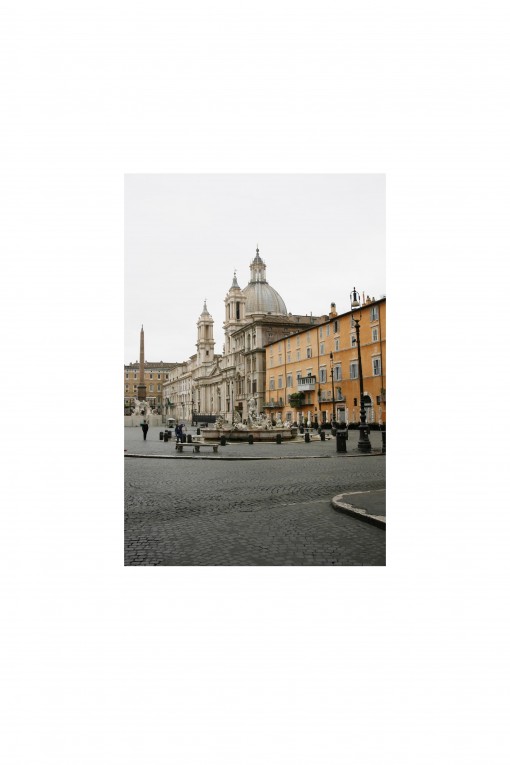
329,352 -> 335,424
350,288 -> 371,453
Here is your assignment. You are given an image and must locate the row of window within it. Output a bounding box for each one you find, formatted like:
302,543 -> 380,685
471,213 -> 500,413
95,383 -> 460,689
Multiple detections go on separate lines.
125,372 -> 170,380
268,358 -> 381,388
125,384 -> 162,393
269,328 -> 380,366
266,392 -> 383,407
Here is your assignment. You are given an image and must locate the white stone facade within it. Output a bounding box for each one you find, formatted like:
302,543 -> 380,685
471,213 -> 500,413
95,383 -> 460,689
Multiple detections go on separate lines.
162,248 -> 324,425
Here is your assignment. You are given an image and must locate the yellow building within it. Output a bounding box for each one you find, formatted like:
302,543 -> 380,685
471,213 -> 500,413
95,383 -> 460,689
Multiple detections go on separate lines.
264,297 -> 386,427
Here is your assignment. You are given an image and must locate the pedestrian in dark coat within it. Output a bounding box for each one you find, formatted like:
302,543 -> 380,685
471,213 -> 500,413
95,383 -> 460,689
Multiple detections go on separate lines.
141,421 -> 149,441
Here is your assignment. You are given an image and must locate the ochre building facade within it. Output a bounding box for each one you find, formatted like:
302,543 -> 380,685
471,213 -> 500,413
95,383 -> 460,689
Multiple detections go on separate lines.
263,297 -> 386,426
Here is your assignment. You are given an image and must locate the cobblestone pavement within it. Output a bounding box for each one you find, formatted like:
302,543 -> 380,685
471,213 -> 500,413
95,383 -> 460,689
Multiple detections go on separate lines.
124,425 -> 386,566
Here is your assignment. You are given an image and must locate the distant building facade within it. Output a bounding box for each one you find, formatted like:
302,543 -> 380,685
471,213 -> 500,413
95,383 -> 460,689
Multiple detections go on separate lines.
124,361 -> 179,415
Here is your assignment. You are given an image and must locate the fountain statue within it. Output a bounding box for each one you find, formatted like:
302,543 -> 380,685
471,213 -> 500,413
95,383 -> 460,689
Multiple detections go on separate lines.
199,396 -> 297,442
133,398 -> 152,416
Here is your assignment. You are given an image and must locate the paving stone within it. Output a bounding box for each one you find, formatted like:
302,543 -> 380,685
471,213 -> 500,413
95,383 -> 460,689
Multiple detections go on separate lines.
125,425 -> 386,566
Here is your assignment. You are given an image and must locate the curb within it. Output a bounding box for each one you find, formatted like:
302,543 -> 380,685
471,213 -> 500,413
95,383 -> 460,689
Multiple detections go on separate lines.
125,453 -> 332,461
331,490 -> 386,529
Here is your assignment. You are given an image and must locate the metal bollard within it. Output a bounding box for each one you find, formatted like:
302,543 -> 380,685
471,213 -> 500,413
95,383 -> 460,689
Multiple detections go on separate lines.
382,430 -> 386,454
187,434 -> 192,443
164,433 -> 168,442
248,434 -> 254,445
336,432 -> 347,453
304,432 -> 310,443
220,435 -> 227,446
197,428 -> 200,435
160,432 -> 164,440
320,431 -> 325,441
276,433 -> 282,444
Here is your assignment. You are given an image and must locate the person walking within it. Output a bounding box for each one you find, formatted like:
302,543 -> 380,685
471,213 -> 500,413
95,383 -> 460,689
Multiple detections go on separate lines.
141,420 -> 149,441
175,423 -> 182,443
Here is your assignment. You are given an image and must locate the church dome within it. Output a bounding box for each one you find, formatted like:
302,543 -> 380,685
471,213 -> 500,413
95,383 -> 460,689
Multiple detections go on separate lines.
242,247 -> 288,316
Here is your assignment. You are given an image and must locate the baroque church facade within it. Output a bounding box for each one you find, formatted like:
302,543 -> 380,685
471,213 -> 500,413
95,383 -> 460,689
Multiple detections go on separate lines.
162,248 -> 324,424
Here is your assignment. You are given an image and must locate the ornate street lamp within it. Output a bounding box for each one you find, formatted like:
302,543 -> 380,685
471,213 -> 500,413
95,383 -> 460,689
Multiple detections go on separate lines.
350,288 -> 371,453
329,352 -> 336,423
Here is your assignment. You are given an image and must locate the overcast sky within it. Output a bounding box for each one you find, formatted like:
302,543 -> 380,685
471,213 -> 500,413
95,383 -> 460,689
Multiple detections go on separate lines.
125,174 -> 385,364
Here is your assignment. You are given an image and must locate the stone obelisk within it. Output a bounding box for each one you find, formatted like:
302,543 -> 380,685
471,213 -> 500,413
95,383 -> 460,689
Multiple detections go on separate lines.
137,324 -> 147,401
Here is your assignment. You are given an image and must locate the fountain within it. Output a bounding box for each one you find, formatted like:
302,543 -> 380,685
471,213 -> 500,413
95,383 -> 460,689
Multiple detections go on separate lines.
124,398 -> 162,428
201,397 -> 298,442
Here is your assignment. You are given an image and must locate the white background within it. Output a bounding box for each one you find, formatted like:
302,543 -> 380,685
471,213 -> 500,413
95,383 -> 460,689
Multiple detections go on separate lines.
2,2 -> 509,764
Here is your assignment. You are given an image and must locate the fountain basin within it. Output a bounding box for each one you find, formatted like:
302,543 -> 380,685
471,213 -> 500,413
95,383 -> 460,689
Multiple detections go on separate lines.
202,427 -> 298,442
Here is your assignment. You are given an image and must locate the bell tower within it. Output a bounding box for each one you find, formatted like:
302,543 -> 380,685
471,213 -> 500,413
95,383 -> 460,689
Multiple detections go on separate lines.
196,300 -> 215,364
223,270 -> 247,355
